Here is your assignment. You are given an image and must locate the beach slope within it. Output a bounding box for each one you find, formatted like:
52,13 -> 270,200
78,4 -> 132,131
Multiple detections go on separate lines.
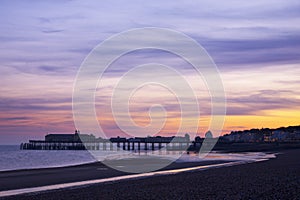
1,149 -> 299,199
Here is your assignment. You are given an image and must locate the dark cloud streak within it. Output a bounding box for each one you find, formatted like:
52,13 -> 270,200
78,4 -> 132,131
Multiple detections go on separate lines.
201,34 -> 300,67
226,89 -> 300,115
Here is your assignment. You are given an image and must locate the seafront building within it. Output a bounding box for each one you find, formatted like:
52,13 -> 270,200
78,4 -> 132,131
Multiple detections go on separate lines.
221,126 -> 300,143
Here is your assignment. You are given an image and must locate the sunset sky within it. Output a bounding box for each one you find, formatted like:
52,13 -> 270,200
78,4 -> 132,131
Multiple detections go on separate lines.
1,0 -> 300,144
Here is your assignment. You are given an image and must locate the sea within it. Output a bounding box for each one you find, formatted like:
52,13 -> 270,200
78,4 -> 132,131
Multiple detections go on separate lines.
0,145 -> 276,172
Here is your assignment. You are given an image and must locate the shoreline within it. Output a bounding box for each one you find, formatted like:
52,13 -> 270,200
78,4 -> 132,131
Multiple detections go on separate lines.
0,156 -> 234,192
0,159 -> 261,198
2,142 -> 296,173
0,145 -> 299,199
0,151 -> 276,198
1,148 -> 298,200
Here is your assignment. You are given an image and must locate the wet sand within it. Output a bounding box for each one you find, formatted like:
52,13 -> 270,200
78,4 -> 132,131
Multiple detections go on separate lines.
1,149 -> 299,199
0,158 -> 227,191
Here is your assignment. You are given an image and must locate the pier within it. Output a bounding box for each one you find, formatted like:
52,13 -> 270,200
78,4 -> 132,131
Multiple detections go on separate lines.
20,140 -> 192,151
20,131 -> 194,151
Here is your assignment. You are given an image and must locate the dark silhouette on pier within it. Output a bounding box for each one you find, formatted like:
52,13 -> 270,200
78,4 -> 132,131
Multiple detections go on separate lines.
20,130 -> 193,151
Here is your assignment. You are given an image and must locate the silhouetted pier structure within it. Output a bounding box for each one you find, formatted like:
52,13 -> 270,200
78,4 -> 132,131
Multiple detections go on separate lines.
20,131 -> 193,151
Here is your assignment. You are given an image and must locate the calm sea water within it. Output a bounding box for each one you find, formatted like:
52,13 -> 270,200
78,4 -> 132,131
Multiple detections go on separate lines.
0,145 -> 275,172
0,145 -> 96,172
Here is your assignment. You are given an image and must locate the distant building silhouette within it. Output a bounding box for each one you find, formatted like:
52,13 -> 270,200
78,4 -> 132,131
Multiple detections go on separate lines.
205,131 -> 213,138
45,130 -> 95,143
221,125 -> 300,143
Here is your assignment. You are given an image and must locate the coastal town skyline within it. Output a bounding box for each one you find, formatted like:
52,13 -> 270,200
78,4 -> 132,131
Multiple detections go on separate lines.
1,0 -> 300,144
21,125 -> 300,148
